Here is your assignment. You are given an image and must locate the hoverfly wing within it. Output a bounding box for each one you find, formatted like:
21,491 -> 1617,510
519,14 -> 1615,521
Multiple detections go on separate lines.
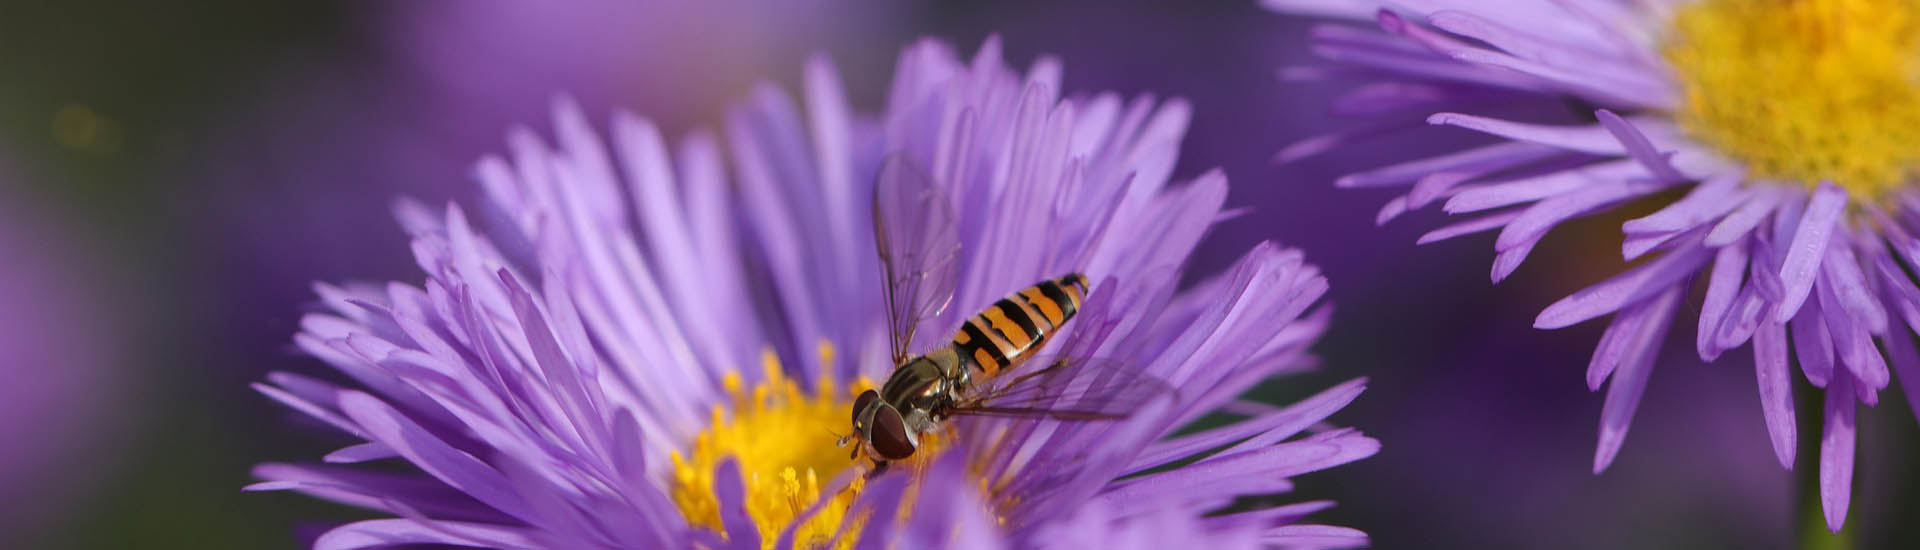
948,357 -> 1175,422
872,154 -> 961,364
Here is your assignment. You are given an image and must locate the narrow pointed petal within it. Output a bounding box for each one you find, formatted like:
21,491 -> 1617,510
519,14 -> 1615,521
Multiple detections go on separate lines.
1594,110 -> 1687,182
1589,296 -> 1656,390
1774,182 -> 1846,322
1697,239 -> 1750,360
1753,320 -> 1796,469
1376,195 -> 1410,225
1428,113 -> 1626,155
1705,188 -> 1787,247
1820,369 -> 1858,533
1626,174 -> 1743,236
1594,286 -> 1681,473
1793,296 -> 1836,388
1536,240 -> 1710,329
1417,210 -> 1523,245
713,459 -> 761,550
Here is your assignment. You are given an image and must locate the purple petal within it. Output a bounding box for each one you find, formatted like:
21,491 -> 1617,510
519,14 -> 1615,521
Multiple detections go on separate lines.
1774,182 -> 1847,322
1312,19 -> 1428,56
1262,524 -> 1371,549
1417,210 -> 1523,245
1443,169 -> 1592,214
774,469 -> 860,550
1536,239 -> 1710,329
850,467 -> 914,550
1880,313 -> 1920,424
1749,234 -> 1788,301
1261,0 -> 1380,20
1713,284 -> 1767,350
324,442 -> 398,464
1108,431 -> 1379,505
313,519 -> 543,550
251,463 -> 509,524
1495,178 -> 1669,251
1421,10 -> 1639,76
252,381 -> 366,440
1407,171 -> 1475,209
1334,141 -> 1560,189
1376,195 -> 1410,226
1822,240 -> 1890,335
500,269 -> 609,456
1588,296 -> 1658,390
713,459 -> 760,550
1753,320 -> 1797,469
1622,231 -> 1684,261
336,391 -> 533,521
1770,189 -> 1809,250
1817,269 -> 1890,398
1820,368 -> 1858,532
1129,379 -> 1367,472
1594,285 -> 1681,473
1420,10 -> 1674,107
1705,187 -> 1788,247
1490,238 -> 1537,283
1793,295 -> 1836,388
1428,113 -> 1626,155
1376,9 -> 1650,101
1873,252 -> 1920,333
1696,239 -> 1750,360
1594,110 -> 1687,182
1625,174 -> 1744,236
1203,500 -> 1336,531
1313,23 -> 1545,91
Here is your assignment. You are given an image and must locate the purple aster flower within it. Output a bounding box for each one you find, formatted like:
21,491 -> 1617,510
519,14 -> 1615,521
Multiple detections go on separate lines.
1267,0 -> 1920,533
251,37 -> 1375,549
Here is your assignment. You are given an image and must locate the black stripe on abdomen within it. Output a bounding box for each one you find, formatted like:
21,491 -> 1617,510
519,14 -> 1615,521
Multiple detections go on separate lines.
1037,279 -> 1078,320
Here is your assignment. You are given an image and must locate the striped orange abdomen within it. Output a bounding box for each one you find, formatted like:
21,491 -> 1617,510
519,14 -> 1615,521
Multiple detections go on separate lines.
952,273 -> 1089,378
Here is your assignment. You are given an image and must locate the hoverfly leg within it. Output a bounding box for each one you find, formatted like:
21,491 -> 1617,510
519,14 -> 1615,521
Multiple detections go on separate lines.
866,460 -> 891,479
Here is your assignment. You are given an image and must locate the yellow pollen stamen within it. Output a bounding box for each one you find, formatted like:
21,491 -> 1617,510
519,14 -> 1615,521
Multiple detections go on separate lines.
670,345 -> 943,549
1665,0 -> 1920,200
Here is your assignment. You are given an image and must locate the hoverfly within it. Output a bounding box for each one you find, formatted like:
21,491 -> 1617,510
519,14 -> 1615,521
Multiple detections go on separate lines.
843,156 -> 1168,467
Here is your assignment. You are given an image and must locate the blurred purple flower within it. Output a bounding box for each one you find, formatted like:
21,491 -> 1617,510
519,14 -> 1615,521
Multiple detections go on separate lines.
251,38 -> 1374,549
1267,0 -> 1920,531
0,169 -> 126,541
199,0 -> 916,381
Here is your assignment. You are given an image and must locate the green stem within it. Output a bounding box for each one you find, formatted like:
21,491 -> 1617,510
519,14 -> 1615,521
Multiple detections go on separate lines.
1796,380 -> 1851,550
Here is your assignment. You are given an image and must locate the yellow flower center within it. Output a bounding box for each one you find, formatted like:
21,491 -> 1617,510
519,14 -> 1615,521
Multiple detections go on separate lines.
669,345 -> 867,549
1665,0 -> 1920,199
668,343 -> 952,548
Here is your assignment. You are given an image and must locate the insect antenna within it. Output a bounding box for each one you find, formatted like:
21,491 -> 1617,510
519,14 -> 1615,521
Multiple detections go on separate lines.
825,427 -> 853,446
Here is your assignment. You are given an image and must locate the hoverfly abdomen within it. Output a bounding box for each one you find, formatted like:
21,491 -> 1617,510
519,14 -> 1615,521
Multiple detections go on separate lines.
954,273 -> 1089,378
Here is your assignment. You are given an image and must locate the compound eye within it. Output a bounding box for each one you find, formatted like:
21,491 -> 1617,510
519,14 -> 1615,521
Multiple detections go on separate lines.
852,389 -> 878,428
869,405 -> 916,460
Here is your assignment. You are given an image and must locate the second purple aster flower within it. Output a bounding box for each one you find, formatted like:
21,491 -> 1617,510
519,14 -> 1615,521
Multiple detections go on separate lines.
1269,0 -> 1919,532
251,38 -> 1376,549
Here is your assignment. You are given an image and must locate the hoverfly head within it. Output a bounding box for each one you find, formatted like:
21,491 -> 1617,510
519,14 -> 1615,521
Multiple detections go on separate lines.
867,403 -> 917,461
